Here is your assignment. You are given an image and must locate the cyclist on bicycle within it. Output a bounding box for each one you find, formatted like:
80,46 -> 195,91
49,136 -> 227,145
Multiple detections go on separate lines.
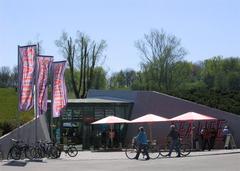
134,126 -> 150,160
167,124 -> 181,157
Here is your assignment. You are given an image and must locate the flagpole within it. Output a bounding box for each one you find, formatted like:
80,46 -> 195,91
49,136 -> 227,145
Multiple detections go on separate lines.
16,45 -> 20,140
34,43 -> 39,143
50,62 -> 54,142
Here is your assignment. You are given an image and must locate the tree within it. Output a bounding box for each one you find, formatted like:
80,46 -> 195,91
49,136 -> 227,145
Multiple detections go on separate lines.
131,71 -> 146,90
55,31 -> 107,98
0,66 -> 11,87
108,69 -> 137,89
10,66 -> 18,88
201,56 -> 223,89
199,56 -> 240,90
135,29 -> 187,91
91,67 -> 107,89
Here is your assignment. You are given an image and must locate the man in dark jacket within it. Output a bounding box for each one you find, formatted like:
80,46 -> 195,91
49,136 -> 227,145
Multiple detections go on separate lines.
134,127 -> 150,160
200,127 -> 210,151
167,124 -> 181,157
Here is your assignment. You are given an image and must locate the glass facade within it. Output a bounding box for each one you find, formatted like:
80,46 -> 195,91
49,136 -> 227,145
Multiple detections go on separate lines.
47,100 -> 133,149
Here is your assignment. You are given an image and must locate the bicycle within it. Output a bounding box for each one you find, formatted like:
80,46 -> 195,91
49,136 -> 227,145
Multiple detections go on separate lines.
159,138 -> 191,157
7,139 -> 33,160
125,139 -> 160,160
30,140 -> 59,159
55,143 -> 78,158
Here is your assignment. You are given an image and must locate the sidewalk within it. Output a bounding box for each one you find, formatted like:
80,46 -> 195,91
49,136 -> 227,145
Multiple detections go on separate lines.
58,149 -> 240,161
1,149 -> 240,171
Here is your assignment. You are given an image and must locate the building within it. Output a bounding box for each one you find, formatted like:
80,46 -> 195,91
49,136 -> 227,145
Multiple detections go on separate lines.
1,89 -> 239,158
47,89 -> 240,149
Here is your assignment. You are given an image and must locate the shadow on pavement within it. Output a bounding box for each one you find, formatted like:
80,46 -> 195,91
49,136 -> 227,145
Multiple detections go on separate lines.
1,158 -> 47,167
28,158 -> 47,163
2,160 -> 27,167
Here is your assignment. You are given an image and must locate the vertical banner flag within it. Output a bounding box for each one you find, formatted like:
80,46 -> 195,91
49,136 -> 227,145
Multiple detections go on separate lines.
36,56 -> 53,116
52,61 -> 67,118
18,45 -> 37,111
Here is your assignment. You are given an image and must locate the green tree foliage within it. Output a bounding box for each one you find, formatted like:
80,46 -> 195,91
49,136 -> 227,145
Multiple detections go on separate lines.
90,67 -> 107,89
108,69 -> 137,89
200,56 -> 240,91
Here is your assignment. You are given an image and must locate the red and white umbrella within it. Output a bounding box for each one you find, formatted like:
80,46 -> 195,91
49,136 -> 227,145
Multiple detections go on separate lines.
170,112 -> 217,121
130,114 -> 169,142
130,113 -> 168,123
91,116 -> 130,124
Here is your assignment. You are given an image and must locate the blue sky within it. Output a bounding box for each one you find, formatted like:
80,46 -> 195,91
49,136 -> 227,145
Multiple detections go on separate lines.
0,0 -> 240,74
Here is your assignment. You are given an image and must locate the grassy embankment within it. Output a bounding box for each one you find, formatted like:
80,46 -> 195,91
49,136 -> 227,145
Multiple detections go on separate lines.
0,88 -> 34,135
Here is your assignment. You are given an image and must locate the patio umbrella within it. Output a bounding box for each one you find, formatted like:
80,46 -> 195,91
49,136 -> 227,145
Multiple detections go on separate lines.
170,112 -> 217,121
91,116 -> 130,147
91,116 -> 130,124
130,114 -> 169,142
170,112 -> 217,148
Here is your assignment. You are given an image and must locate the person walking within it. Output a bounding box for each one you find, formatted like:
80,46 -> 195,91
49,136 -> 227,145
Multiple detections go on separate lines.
222,126 -> 230,143
222,125 -> 231,149
200,127 -> 210,151
167,124 -> 181,157
209,127 -> 217,150
134,127 -> 150,160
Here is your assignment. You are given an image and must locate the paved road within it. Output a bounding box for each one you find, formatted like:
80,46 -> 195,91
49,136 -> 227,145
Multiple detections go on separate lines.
1,149 -> 240,171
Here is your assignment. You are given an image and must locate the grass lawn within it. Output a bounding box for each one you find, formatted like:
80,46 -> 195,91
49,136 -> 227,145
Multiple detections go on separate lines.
0,88 -> 34,125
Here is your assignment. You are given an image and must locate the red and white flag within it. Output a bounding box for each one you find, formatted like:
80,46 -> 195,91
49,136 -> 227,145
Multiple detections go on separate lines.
36,56 -> 53,116
52,61 -> 67,118
18,45 -> 37,111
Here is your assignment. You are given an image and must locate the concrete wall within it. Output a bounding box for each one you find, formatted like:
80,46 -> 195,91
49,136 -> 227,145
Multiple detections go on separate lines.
0,114 -> 50,159
88,90 -> 240,148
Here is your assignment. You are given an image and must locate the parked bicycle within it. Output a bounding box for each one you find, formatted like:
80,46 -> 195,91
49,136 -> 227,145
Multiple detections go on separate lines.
7,139 -> 32,160
30,140 -> 59,159
55,143 -> 78,158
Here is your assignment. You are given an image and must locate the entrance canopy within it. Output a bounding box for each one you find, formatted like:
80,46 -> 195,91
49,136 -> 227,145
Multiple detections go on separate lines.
130,114 -> 168,123
91,115 -> 130,124
170,112 -> 217,121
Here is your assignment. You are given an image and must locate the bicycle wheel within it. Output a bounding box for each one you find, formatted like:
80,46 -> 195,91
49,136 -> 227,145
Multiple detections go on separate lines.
159,144 -> 170,157
24,146 -> 33,160
159,144 -> 179,157
30,147 -> 39,159
148,145 -> 160,159
31,146 -> 44,159
67,146 -> 78,157
180,143 -> 191,156
48,146 -> 60,159
9,146 -> 21,160
125,144 -> 137,159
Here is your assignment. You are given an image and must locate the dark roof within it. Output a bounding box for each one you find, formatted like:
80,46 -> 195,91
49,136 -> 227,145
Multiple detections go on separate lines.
48,97 -> 133,104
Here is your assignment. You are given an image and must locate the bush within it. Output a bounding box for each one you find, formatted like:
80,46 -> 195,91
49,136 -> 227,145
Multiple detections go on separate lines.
0,121 -> 16,136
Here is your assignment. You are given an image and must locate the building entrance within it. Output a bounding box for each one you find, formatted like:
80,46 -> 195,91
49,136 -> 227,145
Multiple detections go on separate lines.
48,98 -> 133,149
